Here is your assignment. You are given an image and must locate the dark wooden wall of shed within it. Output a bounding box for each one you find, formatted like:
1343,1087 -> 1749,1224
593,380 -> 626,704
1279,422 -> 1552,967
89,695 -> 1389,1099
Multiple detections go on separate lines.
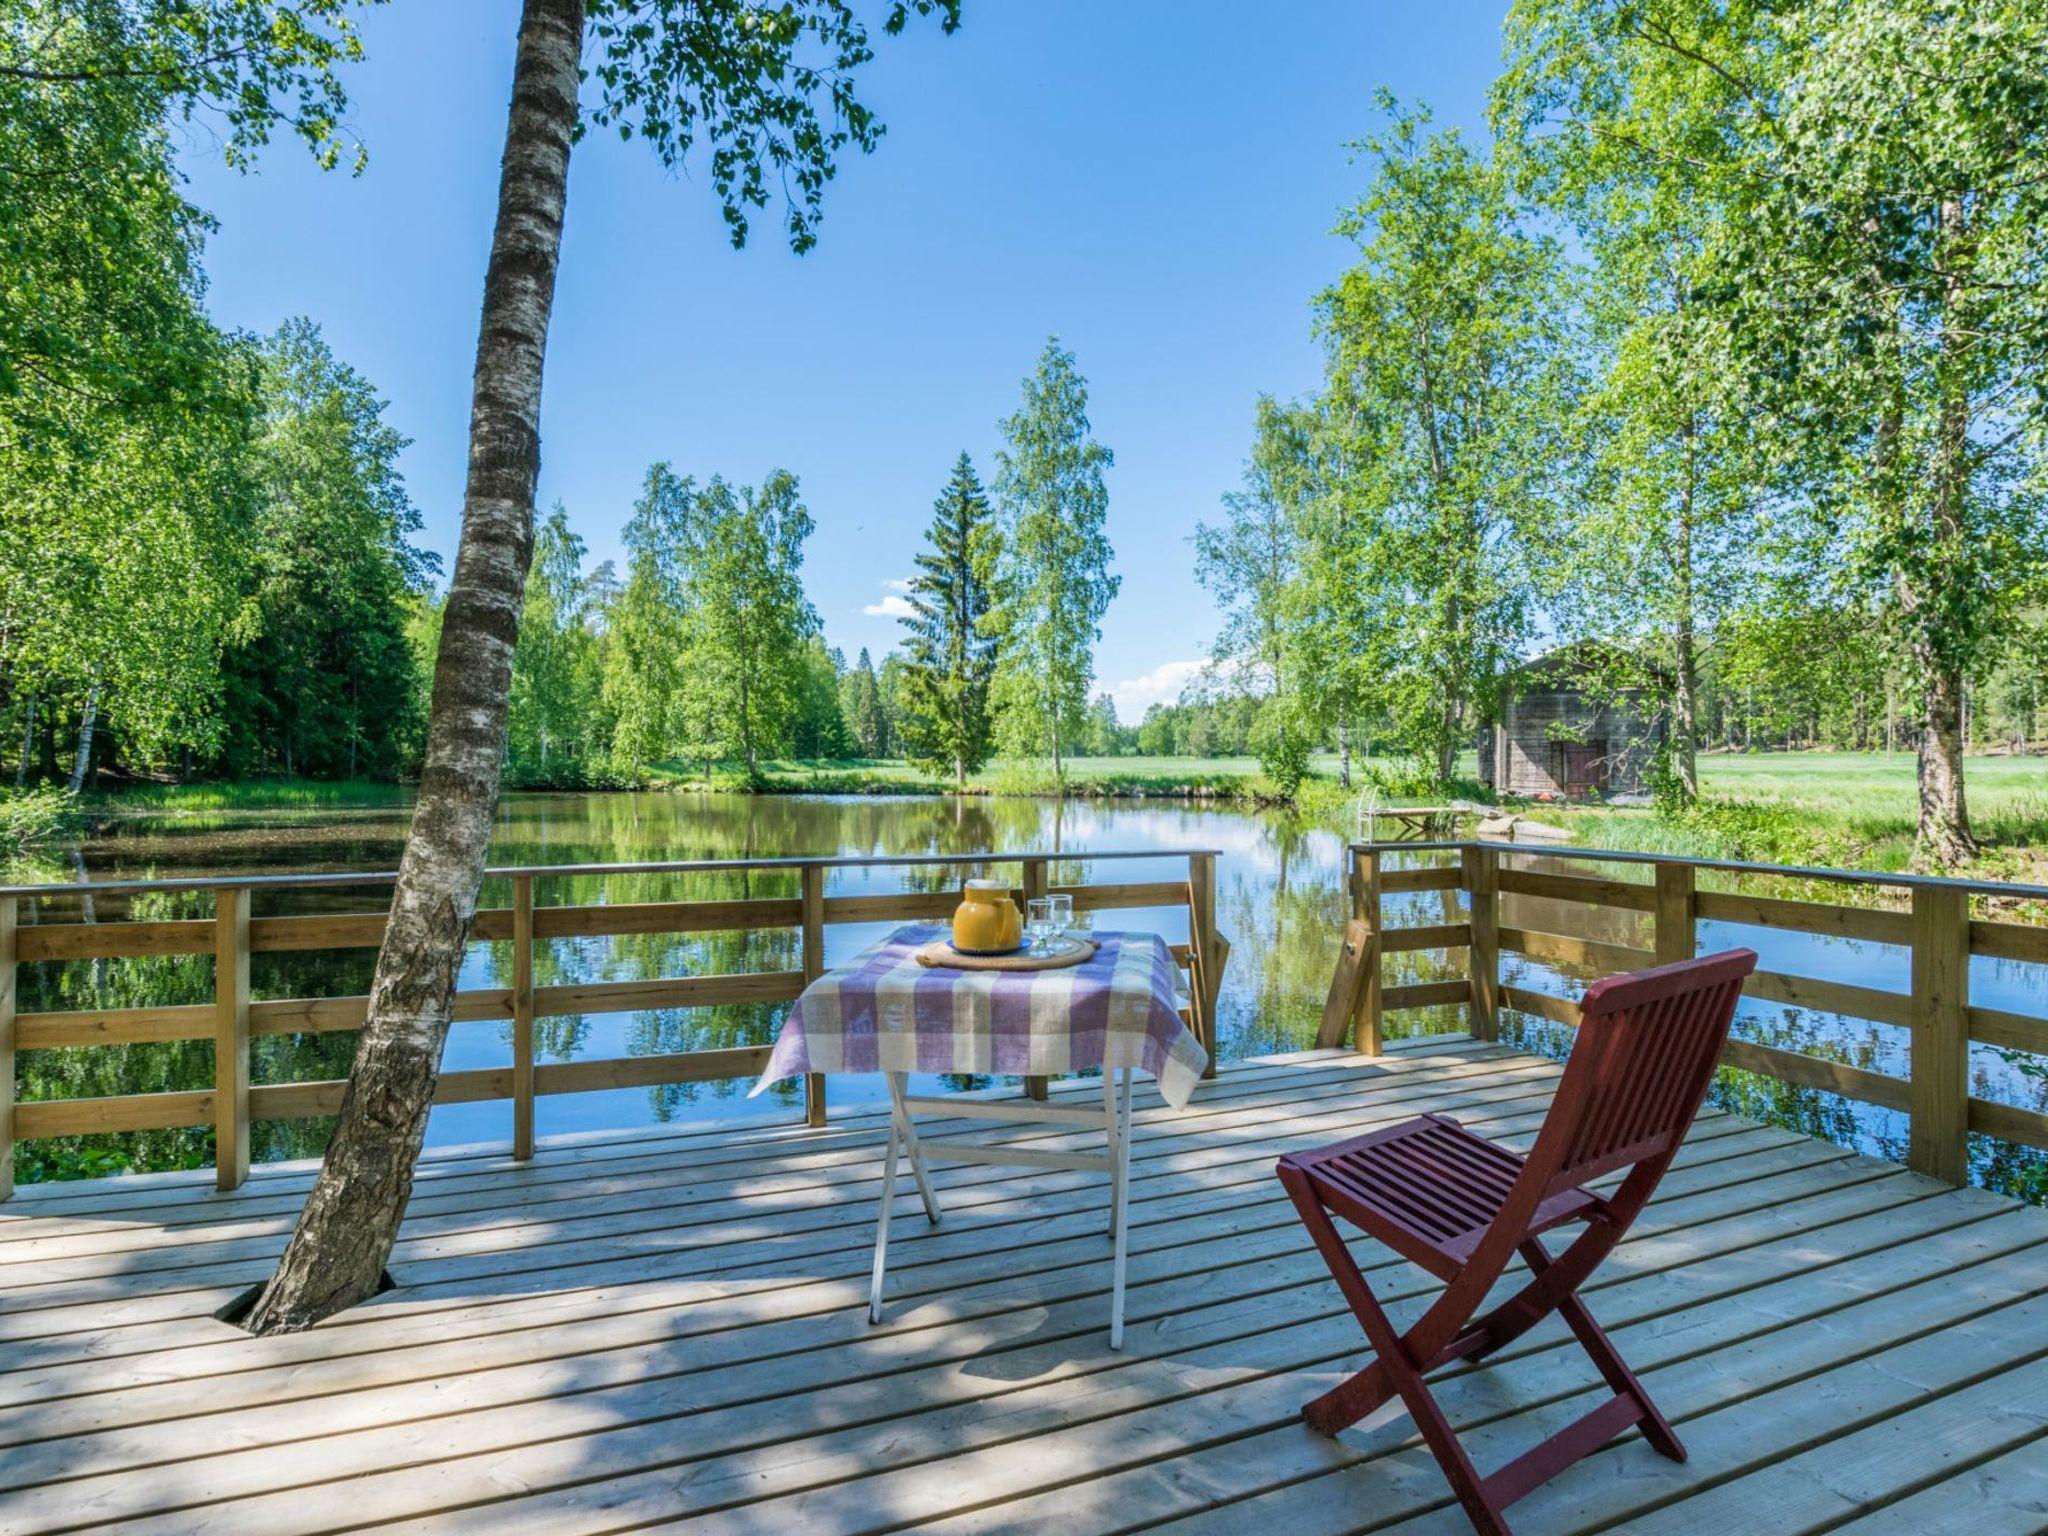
1491,687 -> 1663,797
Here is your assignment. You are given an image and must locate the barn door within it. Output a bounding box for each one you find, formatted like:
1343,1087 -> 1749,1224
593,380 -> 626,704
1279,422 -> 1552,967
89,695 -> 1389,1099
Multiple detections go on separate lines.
1562,745 -> 1603,797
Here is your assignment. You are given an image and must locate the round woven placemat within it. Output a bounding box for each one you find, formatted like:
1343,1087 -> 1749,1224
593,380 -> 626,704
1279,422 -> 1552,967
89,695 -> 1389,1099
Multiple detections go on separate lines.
915,936 -> 1098,972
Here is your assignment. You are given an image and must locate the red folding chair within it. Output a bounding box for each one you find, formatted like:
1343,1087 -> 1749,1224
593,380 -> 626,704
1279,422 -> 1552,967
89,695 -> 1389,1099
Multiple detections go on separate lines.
1277,949 -> 1757,1535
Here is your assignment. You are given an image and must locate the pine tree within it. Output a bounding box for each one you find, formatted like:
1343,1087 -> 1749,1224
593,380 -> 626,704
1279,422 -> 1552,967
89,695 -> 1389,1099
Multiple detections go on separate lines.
900,452 -> 1001,786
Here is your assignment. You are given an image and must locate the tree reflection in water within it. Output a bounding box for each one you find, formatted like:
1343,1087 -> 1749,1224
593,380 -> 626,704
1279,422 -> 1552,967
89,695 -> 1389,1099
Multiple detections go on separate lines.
11,792 -> 2047,1203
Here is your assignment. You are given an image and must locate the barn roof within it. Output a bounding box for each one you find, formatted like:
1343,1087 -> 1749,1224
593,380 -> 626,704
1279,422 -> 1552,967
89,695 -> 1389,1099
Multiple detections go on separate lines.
1505,641 -> 1672,692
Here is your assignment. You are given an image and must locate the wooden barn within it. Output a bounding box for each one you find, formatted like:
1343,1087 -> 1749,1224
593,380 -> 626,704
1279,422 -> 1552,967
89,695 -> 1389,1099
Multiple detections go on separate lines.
1480,645 -> 1667,799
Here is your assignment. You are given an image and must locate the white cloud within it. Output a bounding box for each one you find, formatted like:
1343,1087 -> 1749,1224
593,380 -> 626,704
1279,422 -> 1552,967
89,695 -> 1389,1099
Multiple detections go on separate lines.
862,594 -> 916,619
1106,658 -> 1212,720
882,576 -> 913,593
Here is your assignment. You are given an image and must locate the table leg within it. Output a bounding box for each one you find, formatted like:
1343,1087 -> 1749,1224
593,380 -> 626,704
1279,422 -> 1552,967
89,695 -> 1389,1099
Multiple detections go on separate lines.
887,1070 -> 942,1225
869,1113 -> 900,1325
1106,1065 -> 1133,1350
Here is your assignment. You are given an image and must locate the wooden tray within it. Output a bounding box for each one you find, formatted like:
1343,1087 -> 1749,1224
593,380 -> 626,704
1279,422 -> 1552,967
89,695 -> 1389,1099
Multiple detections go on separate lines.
915,936 -> 1098,972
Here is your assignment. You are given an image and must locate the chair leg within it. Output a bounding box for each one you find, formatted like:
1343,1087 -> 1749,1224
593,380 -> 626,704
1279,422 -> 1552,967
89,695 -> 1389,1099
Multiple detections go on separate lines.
1520,1236 -> 1685,1462
1278,1167 -> 1511,1536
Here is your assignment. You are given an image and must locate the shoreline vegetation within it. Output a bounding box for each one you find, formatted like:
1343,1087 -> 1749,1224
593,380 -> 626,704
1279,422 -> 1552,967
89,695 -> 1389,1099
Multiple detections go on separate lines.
25,748 -> 2046,900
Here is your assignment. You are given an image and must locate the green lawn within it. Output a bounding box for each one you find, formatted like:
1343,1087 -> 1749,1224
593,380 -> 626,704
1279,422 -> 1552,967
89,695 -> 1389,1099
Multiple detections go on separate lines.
1695,751 -> 2048,819
1537,751 -> 2048,882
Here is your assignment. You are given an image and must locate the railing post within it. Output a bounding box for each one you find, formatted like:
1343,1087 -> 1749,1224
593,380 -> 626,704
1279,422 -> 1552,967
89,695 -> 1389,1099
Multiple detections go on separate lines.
0,896 -> 15,1201
214,887 -> 250,1192
1909,882 -> 1969,1185
1188,851 -> 1220,1079
511,875 -> 535,1160
1653,861 -> 1696,966
1022,856 -> 1050,1100
801,864 -> 827,1127
1462,845 -> 1498,1042
1352,847 -> 1383,1057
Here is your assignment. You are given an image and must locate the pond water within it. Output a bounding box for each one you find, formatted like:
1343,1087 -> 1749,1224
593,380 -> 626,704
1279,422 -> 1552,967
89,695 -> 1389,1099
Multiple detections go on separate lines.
13,790 -> 2048,1199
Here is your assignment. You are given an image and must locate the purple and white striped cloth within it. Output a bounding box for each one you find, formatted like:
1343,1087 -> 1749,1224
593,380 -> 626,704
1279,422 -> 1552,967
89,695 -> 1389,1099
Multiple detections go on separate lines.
751,924 -> 1210,1110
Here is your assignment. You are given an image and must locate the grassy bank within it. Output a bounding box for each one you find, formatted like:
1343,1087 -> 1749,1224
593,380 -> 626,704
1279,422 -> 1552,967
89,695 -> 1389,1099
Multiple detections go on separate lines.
647,755 -> 1295,801
84,778 -> 416,812
1515,752 -> 2048,890
66,750 -> 2048,889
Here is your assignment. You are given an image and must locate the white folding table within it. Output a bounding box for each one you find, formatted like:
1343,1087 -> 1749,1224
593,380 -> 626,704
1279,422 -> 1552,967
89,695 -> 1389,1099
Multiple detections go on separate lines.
748,923 -> 1211,1353
869,1067 -> 1136,1347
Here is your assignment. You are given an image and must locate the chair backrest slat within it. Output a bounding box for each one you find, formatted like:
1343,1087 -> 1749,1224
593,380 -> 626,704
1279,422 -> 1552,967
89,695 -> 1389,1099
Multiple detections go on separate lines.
1529,949 -> 1756,1194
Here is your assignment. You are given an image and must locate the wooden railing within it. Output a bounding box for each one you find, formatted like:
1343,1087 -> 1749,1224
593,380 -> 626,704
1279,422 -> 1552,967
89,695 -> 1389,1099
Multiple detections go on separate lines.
1324,841 -> 2048,1186
0,849 -> 1225,1199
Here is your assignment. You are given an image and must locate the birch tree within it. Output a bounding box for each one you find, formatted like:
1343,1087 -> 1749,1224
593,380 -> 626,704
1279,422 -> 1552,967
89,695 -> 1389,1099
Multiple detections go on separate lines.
508,503 -> 600,779
1497,0 -> 1773,805
1194,396 -> 1309,787
990,340 -> 1119,777
675,469 -> 819,775
245,0 -> 961,1333
1316,99 -> 1571,783
1502,0 -> 2048,862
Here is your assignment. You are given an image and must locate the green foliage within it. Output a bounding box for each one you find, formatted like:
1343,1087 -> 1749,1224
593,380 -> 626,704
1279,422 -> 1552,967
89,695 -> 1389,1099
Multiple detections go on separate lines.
508,504 -> 605,784
791,639 -> 853,759
677,468 -> 819,774
898,452 -> 1000,782
601,463 -> 820,778
989,339 -> 1120,773
839,647 -> 885,758
216,319 -> 433,780
0,785 -> 75,854
1360,755 -> 1440,800
1250,696 -> 1314,798
1493,0 -> 2048,862
0,0 -> 373,408
582,0 -> 961,253
1314,98 -> 1569,782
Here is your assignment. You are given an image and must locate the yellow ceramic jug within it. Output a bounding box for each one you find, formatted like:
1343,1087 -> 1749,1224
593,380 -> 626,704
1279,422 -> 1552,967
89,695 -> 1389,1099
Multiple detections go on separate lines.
952,878 -> 1023,954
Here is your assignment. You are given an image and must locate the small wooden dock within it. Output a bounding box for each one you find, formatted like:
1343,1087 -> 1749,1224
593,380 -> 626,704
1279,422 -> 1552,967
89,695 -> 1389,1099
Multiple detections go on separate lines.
0,1044 -> 2042,1534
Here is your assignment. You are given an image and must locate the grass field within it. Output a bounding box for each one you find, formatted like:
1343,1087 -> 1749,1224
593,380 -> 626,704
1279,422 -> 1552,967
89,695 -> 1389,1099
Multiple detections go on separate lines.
1543,751 -> 2048,881
1694,751 -> 2048,817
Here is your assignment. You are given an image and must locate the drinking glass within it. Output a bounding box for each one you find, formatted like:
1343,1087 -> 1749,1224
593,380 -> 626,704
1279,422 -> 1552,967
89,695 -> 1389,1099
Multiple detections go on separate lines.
1027,897 -> 1056,954
1047,893 -> 1074,945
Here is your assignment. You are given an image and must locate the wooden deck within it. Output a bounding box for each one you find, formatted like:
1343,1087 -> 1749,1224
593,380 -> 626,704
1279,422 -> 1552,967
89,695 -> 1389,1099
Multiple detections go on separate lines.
0,1044 -> 2043,1535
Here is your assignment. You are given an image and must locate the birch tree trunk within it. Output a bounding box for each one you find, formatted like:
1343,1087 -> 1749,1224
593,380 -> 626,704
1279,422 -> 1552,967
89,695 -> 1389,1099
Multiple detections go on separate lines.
1911,196 -> 1977,868
66,683 -> 97,794
242,0 -> 585,1333
1668,411 -> 1700,804
15,695 -> 32,787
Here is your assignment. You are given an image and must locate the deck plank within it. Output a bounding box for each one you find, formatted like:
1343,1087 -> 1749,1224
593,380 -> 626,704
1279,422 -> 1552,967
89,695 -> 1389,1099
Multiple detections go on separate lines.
0,1128 -> 1832,1517
0,1059 -> 1571,1367
0,1047 -> 2038,1536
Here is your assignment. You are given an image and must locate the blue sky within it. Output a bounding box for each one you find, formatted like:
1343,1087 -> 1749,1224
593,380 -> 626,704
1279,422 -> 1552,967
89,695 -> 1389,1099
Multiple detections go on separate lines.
181,1 -> 1509,722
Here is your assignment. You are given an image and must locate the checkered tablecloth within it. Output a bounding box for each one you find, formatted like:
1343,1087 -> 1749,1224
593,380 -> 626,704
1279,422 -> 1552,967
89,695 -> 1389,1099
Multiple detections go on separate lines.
751,923 -> 1209,1109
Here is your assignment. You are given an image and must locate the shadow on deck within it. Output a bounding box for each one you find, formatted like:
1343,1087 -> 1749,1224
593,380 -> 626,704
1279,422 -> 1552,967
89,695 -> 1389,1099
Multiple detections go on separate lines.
0,1044 -> 2042,1534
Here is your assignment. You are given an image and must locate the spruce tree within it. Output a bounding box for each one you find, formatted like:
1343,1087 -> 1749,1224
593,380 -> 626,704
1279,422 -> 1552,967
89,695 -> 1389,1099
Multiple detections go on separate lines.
900,452 -> 1001,786
845,647 -> 884,757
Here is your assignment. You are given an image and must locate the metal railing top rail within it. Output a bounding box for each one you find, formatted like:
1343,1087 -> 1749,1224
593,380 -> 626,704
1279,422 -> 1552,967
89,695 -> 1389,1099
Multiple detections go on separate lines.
1350,839 -> 2048,904
0,847 -> 1221,902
